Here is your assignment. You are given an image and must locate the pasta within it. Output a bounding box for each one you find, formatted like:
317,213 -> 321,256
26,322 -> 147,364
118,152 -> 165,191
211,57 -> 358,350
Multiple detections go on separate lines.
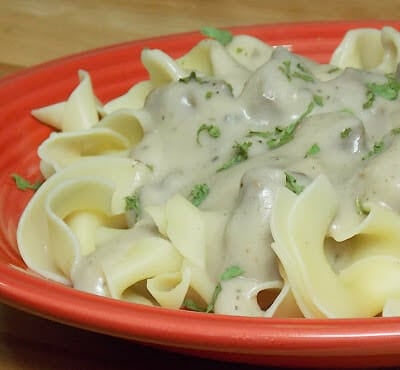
15,25 -> 400,318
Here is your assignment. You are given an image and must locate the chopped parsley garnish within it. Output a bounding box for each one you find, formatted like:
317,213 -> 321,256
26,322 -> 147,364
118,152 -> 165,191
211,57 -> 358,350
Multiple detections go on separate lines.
224,81 -> 234,95
196,124 -> 221,144
179,71 -> 205,84
205,91 -> 213,99
362,140 -> 385,160
363,75 -> 400,109
369,79 -> 400,100
312,94 -> 324,106
220,265 -> 244,280
292,63 -> 314,82
182,299 -> 205,312
267,101 -> 315,149
391,127 -> 400,135
125,192 -> 141,216
246,130 -> 272,138
279,61 -> 314,83
278,60 -> 292,81
217,141 -> 252,172
182,265 -> 244,313
200,26 -> 233,46
292,71 -> 314,82
145,163 -> 154,172
305,143 -> 320,157
206,265 -> 244,313
340,127 -> 352,138
267,126 -> 295,149
285,172 -> 305,195
11,173 -> 43,191
205,284 -> 222,313
355,196 -> 370,215
188,183 -> 210,207
363,89 -> 376,109
327,66 -> 341,74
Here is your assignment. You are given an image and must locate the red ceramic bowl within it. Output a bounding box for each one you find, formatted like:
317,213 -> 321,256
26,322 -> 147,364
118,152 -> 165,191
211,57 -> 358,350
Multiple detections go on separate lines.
1,21 -> 400,369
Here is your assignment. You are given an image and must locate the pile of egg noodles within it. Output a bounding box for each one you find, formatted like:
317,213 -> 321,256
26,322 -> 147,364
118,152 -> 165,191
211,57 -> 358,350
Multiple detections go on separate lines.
17,25 -> 400,318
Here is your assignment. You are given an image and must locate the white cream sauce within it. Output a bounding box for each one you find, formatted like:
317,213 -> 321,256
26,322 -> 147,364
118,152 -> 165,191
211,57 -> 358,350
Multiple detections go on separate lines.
74,47 -> 400,316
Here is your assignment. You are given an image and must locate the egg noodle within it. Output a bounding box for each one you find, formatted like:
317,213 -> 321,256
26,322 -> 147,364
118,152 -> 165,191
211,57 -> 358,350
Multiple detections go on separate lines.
15,25 -> 400,318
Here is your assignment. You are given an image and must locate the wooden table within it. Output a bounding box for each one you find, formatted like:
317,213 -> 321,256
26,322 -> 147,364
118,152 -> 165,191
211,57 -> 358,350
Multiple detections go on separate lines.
1,1 -> 400,368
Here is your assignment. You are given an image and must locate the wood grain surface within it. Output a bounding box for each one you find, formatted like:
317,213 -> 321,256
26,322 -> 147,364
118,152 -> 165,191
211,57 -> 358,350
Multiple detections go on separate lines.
1,1 -> 400,369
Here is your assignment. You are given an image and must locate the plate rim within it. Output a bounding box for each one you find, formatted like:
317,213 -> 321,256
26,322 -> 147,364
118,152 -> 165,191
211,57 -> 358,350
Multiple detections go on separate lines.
2,19 -> 400,366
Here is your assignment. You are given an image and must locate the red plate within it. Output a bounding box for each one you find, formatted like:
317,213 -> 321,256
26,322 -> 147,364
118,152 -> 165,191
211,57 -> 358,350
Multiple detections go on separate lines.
1,21 -> 400,369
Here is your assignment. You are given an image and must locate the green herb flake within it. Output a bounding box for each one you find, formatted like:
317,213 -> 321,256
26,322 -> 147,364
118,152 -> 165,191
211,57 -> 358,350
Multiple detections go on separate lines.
267,101 -> 315,149
206,283 -> 222,313
305,143 -> 320,157
340,127 -> 352,138
145,163 -> 154,172
217,141 -> 252,172
327,67 -> 341,74
355,196 -> 370,215
206,265 -> 244,313
246,130 -> 272,138
285,172 -> 305,195
391,127 -> 400,135
224,82 -> 234,96
11,173 -> 43,191
188,183 -> 210,207
236,47 -> 244,54
363,75 -> 400,109
178,71 -> 205,84
205,91 -> 213,99
125,193 -> 140,216
363,89 -> 376,109
296,63 -> 308,73
368,80 -> 400,100
362,140 -> 385,160
312,94 -> 324,106
278,60 -> 292,81
292,63 -> 315,82
182,299 -> 205,312
292,71 -> 314,82
200,26 -> 233,46
220,265 -> 244,280
267,125 -> 295,149
196,124 -> 221,144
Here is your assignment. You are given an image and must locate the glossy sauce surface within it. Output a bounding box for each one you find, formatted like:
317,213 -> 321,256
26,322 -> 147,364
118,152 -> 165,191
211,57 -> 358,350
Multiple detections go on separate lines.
74,46 -> 400,316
